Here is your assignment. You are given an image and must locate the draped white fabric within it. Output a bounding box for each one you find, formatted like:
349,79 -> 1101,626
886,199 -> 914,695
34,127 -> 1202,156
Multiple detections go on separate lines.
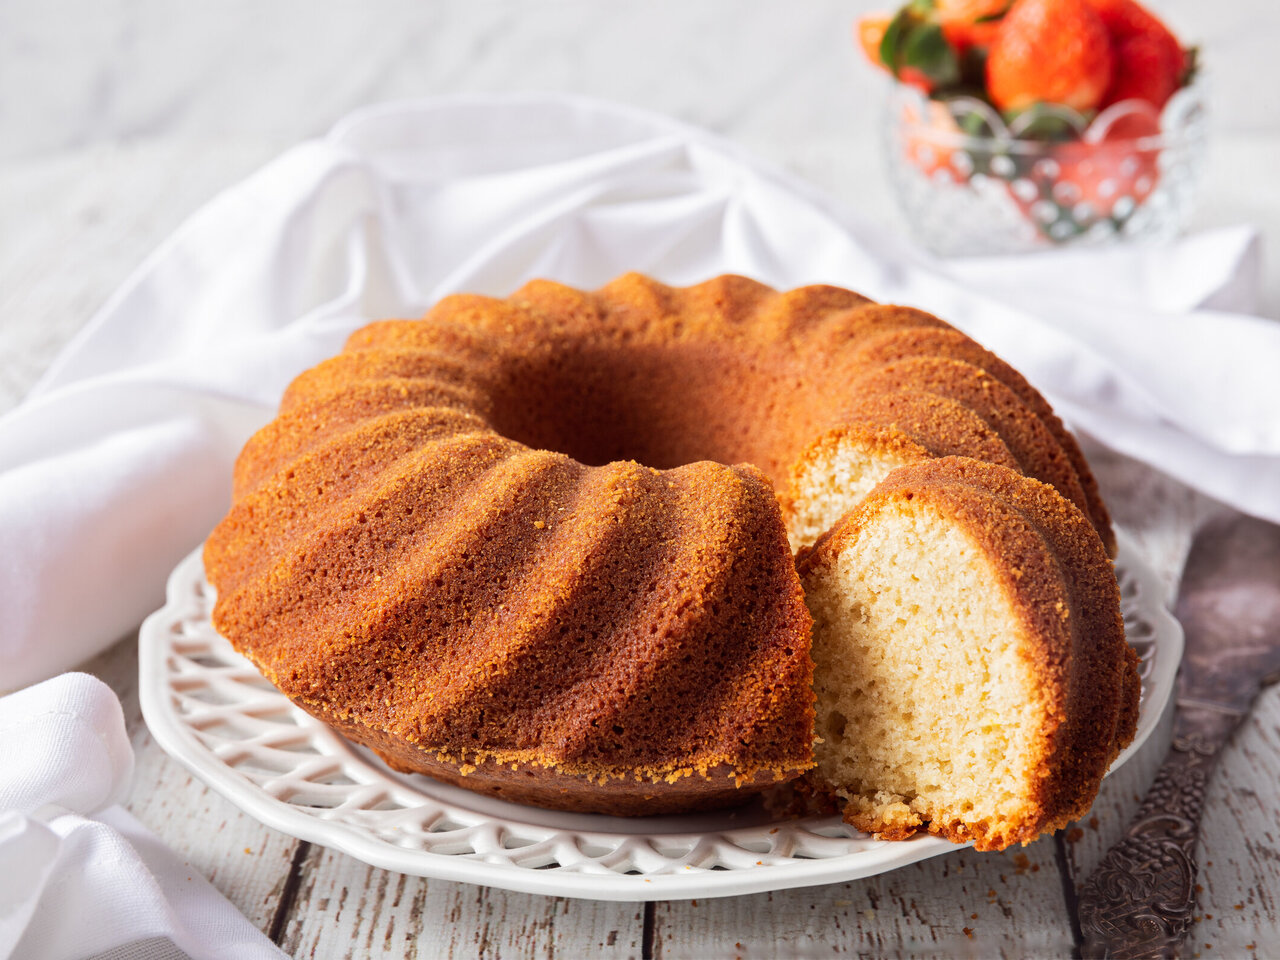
0,673 -> 286,960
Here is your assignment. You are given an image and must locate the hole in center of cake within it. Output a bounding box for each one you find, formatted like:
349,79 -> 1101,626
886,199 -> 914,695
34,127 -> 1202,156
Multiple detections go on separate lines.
483,339 -> 823,477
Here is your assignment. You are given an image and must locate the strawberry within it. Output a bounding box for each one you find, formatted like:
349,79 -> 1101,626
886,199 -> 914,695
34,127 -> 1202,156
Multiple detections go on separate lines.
1105,32 -> 1182,109
1082,0 -> 1185,109
1081,0 -> 1175,43
986,0 -> 1113,113
856,15 -> 893,67
932,0 -> 1008,58
941,18 -> 1001,57
1058,110 -> 1161,214
855,0 -> 1007,96
899,99 -> 968,183
856,13 -> 942,94
856,2 -> 963,95
1006,105 -> 1162,239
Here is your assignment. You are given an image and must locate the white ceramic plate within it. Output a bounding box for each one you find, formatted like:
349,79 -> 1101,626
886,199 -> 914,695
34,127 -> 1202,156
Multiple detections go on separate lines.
138,530 -> 1180,901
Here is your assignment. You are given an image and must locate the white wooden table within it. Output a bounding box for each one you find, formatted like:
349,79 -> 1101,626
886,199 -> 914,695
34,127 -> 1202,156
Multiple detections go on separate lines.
4,1 -> 1279,955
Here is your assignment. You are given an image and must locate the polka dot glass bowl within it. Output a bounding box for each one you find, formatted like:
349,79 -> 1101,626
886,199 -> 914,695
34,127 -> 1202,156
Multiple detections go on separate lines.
885,76 -> 1208,256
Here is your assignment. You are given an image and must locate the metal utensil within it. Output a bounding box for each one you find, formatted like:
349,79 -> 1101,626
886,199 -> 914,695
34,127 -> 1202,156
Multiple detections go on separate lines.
1078,511 -> 1280,959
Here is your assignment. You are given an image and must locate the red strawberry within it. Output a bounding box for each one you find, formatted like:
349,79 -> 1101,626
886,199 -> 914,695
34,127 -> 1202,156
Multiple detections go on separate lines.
896,67 -> 939,94
933,0 -> 1008,56
855,1 -> 1006,96
1105,32 -> 1182,108
899,99 -> 968,183
941,18 -> 1002,57
1081,0 -> 1175,43
987,0 -> 1113,113
1006,105 -> 1162,238
1082,0 -> 1185,109
1056,109 -> 1161,215
855,14 -> 938,94
856,3 -> 965,95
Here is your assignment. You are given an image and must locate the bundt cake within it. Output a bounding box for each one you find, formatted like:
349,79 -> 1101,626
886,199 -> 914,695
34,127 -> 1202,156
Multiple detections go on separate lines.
204,272 -> 1137,844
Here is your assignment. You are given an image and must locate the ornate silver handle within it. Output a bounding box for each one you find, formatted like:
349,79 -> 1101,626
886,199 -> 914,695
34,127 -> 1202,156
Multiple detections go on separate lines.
1077,705 -> 1240,959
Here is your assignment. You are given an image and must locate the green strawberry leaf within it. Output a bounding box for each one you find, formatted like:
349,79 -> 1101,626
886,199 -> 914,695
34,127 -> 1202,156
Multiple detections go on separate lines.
901,22 -> 960,87
953,103 -> 999,138
879,8 -> 913,72
1002,106 -> 1081,143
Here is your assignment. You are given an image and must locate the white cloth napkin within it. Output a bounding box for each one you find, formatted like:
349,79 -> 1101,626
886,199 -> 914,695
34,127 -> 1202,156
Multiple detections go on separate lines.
0,672 -> 285,960
2,92 -> 1278,696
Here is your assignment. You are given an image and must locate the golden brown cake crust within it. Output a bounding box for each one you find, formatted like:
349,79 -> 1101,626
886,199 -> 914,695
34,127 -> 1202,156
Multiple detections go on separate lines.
847,356 -> 1093,524
205,273 -> 1125,822
848,326 -> 1116,554
212,454 -> 816,816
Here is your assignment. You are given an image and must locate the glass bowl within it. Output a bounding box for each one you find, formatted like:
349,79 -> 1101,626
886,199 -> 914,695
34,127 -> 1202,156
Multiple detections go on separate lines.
884,77 -> 1208,256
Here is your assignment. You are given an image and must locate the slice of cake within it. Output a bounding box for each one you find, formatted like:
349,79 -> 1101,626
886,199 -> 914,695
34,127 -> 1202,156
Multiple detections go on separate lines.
796,457 -> 1138,851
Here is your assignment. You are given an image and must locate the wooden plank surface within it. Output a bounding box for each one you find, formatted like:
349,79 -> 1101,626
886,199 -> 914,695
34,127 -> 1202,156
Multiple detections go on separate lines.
651,841 -> 1070,959
1190,690 -> 1280,957
277,849 -> 644,960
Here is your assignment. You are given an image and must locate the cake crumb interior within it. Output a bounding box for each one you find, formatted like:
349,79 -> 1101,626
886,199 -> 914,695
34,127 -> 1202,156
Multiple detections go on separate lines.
803,501 -> 1040,835
787,435 -> 914,551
